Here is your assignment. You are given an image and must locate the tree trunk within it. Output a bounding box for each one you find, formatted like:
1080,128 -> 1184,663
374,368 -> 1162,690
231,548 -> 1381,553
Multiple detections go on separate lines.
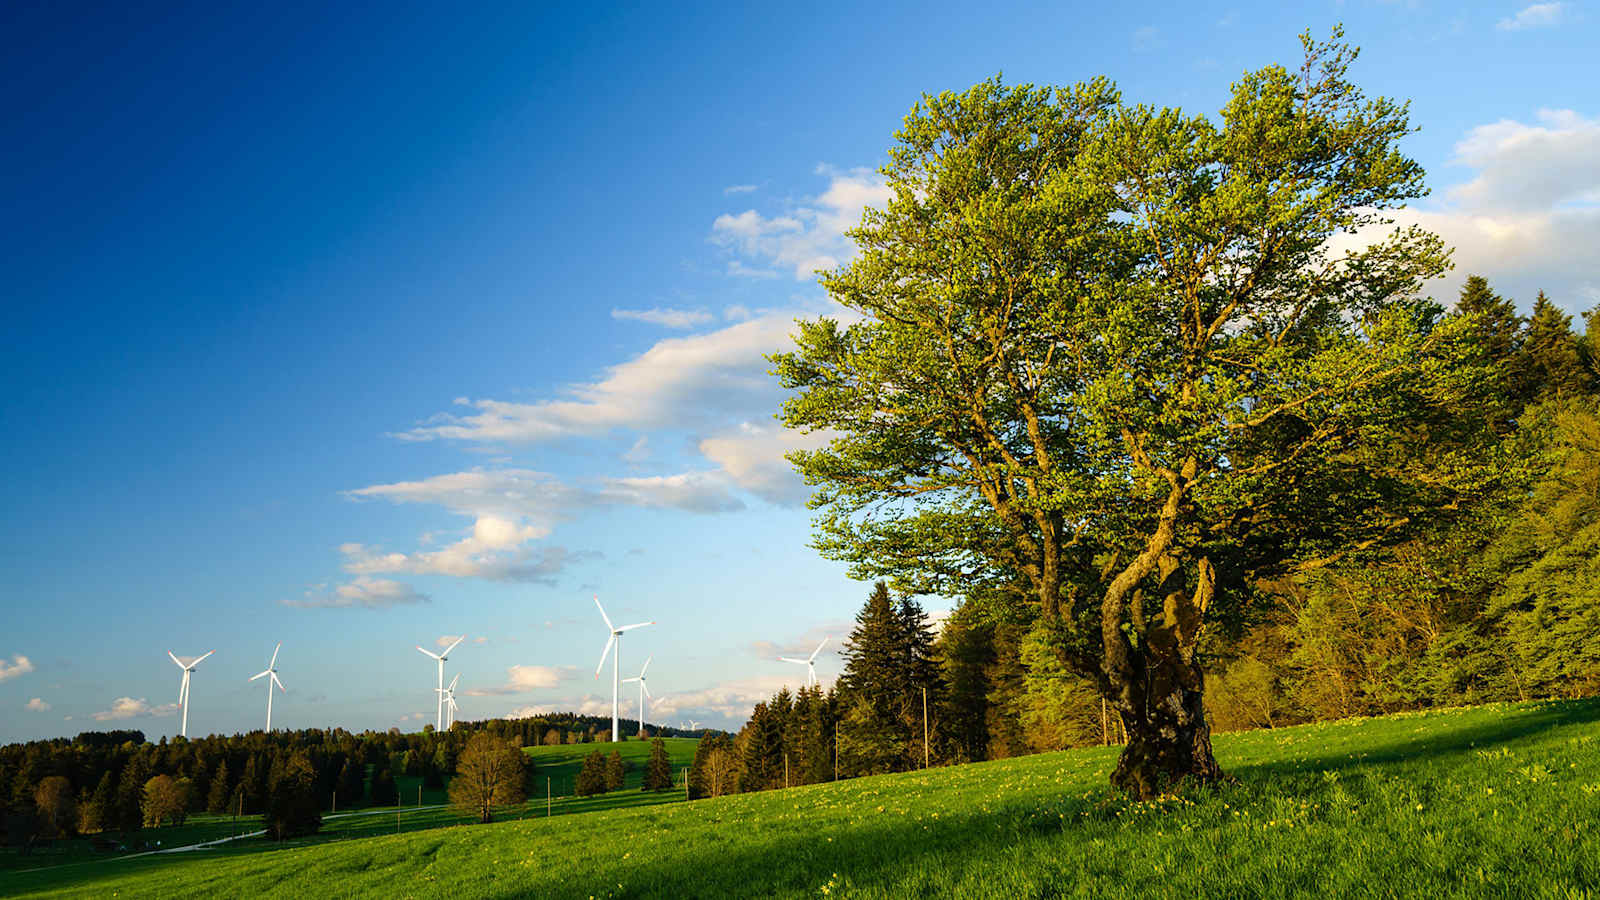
1108,657 -> 1224,798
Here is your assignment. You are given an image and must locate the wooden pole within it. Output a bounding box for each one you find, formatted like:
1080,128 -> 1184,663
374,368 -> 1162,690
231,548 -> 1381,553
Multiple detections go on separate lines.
1101,698 -> 1108,746
833,722 -> 839,781
546,777 -> 551,818
922,686 -> 929,769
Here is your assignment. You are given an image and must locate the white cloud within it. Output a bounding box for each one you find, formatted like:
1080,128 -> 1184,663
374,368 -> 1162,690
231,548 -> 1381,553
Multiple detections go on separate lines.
749,621 -> 850,660
610,307 -> 717,329
394,312 -> 807,444
0,655 -> 33,682
435,634 -> 467,649
92,697 -> 179,721
600,472 -> 745,513
1497,2 -> 1569,30
723,184 -> 759,194
711,166 -> 892,280
25,698 -> 49,712
649,675 -> 820,722
1367,109 -> 1600,309
698,422 -> 834,506
286,576 -> 429,609
622,436 -> 650,464
464,664 -> 577,696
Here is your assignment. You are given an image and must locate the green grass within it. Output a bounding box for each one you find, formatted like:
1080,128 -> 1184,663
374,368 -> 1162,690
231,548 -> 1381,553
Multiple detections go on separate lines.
0,738 -> 699,882
6,701 -> 1599,898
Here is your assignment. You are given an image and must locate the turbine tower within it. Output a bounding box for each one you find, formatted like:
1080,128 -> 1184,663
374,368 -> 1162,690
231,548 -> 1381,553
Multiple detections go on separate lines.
247,642 -> 286,732
436,673 -> 461,730
621,656 -> 652,737
779,636 -> 829,688
416,636 -> 464,731
593,596 -> 653,742
167,650 -> 214,739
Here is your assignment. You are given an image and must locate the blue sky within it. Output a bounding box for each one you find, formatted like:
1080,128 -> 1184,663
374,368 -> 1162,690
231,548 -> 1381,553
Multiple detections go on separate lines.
3,0 -> 1598,741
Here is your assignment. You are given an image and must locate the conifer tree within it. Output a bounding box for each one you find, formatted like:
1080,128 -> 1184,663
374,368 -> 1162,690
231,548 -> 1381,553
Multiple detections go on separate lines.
206,761 -> 232,814
80,771 -> 115,834
264,752 -> 321,840
1520,292 -> 1589,401
114,755 -> 149,832
1457,275 -> 1522,366
368,768 -> 399,806
605,750 -> 626,791
576,749 -> 608,796
642,738 -> 673,791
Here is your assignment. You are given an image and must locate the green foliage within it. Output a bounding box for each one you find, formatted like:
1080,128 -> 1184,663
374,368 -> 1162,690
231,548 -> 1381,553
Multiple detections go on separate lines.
263,753 -> 320,840
367,768 -> 398,807
605,751 -> 626,792
642,739 -> 673,792
575,750 -> 608,797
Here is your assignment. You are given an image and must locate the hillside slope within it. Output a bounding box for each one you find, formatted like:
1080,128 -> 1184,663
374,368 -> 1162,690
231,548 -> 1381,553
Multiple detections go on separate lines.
10,699 -> 1598,898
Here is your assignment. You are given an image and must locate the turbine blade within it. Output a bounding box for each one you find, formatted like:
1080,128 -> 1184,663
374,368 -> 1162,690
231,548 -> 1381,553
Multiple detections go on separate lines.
269,642 -> 281,668
272,673 -> 286,692
643,682 -> 652,699
641,656 -> 652,677
810,636 -> 828,662
193,650 -> 215,666
416,645 -> 441,660
778,657 -> 805,664
449,673 -> 460,691
618,621 -> 654,632
443,635 -> 464,656
168,650 -> 184,668
249,670 -> 270,681
595,634 -> 616,676
593,595 -> 614,632
622,677 -> 639,684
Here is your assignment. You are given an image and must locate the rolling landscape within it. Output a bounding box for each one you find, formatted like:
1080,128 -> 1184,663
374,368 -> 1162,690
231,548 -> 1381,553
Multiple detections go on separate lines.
5,1 -> 1600,897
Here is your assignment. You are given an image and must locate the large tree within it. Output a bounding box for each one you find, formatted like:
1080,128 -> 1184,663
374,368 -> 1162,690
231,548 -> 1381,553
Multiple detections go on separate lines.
773,30 -> 1493,796
447,734 -> 526,823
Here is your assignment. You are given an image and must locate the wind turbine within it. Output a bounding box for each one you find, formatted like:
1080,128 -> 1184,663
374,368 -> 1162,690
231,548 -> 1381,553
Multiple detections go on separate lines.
417,636 -> 464,731
621,656 -> 652,737
593,596 -> 653,742
436,673 -> 461,730
167,650 -> 214,739
779,636 -> 829,688
247,642 -> 286,732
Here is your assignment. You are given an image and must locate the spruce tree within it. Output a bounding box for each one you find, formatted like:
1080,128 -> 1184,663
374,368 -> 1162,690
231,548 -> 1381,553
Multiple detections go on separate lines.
576,750 -> 607,796
1519,292 -> 1589,401
206,761 -> 232,814
642,738 -> 673,791
114,755 -> 150,832
1457,275 -> 1522,365
264,752 -> 321,840
604,750 -> 626,791
837,582 -> 911,774
368,768 -> 399,806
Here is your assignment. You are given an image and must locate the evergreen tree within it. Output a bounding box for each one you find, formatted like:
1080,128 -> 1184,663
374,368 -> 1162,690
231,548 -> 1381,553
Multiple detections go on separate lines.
836,583 -> 911,774
1519,292 -> 1589,401
1457,274 -> 1522,366
738,702 -> 783,791
114,755 -> 149,832
206,761 -> 232,814
575,750 -> 608,796
264,752 -> 321,840
368,768 -> 399,807
336,757 -> 364,808
642,738 -> 673,791
605,750 -> 626,791
934,606 -> 999,763
80,771 -> 115,834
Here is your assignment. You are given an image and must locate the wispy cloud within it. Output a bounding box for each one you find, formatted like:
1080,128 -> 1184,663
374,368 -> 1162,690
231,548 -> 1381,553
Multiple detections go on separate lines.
1497,2 -> 1570,30
92,697 -> 179,721
0,655 -> 33,682
25,698 -> 50,712
711,165 -> 891,280
286,577 -> 429,609
723,183 -> 759,195
610,307 -> 717,329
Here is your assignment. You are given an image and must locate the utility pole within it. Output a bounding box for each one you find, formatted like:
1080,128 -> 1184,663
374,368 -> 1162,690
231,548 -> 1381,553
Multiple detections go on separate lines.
234,794 -> 241,838
546,777 -> 551,818
784,754 -> 789,789
833,721 -> 839,782
417,785 -> 422,807
1101,698 -> 1109,746
922,686 -> 929,769
683,767 -> 689,801
332,791 -> 336,815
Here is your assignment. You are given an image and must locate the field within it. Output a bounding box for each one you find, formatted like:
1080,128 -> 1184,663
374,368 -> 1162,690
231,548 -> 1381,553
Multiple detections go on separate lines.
0,737 -> 700,888
6,700 -> 1598,898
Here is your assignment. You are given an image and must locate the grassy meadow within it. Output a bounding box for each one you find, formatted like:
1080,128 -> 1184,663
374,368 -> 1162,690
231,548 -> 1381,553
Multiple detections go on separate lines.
4,699 -> 1596,898
0,737 -> 700,884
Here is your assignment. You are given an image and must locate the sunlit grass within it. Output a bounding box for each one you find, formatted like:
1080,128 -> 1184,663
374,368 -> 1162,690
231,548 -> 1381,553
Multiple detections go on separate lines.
6,701 -> 1596,898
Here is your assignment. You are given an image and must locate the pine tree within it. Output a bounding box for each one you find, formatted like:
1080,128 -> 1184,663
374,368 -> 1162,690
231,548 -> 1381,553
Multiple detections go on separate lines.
80,771 -> 115,834
337,757 -> 364,808
935,606 -> 998,763
1457,275 -> 1522,365
576,750 -> 608,796
642,738 -> 673,791
368,768 -> 399,807
1520,292 -> 1589,401
265,752 -> 321,840
605,750 -> 626,791
837,582 -> 911,775
206,761 -> 232,814
738,702 -> 783,791
114,755 -> 150,832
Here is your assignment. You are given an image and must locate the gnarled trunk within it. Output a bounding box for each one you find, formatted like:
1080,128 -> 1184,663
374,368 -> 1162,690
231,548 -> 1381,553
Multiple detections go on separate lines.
1109,661 -> 1223,798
